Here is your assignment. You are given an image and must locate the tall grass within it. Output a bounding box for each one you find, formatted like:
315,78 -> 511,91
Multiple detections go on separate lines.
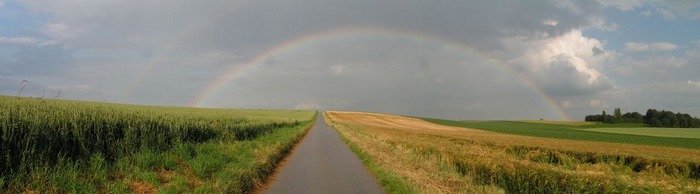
0,96 -> 314,192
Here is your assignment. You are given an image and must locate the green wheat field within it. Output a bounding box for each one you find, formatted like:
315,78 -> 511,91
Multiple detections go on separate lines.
0,96 -> 315,193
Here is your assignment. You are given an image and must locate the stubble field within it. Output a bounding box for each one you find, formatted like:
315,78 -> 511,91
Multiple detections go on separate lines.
326,111 -> 700,193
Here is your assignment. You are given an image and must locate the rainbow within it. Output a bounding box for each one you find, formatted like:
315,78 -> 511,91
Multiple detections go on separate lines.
190,27 -> 572,120
120,19 -> 212,102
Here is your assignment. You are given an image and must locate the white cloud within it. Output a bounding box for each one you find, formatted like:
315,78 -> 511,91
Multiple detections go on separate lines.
624,42 -> 678,52
504,30 -> 614,96
0,37 -> 39,45
597,0 -> 647,11
640,9 -> 653,17
0,1 -> 4,8
544,19 -> 559,27
0,36 -> 59,46
656,8 -> 676,19
689,80 -> 700,88
590,18 -> 619,31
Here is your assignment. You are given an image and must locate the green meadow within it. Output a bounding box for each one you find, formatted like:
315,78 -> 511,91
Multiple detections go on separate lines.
421,118 -> 700,149
0,96 -> 315,193
578,127 -> 700,139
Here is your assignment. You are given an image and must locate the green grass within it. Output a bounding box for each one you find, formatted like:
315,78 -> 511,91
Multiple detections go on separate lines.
578,127 -> 700,139
421,118 -> 700,149
0,96 -> 315,193
519,120 -> 595,126
577,122 -> 648,128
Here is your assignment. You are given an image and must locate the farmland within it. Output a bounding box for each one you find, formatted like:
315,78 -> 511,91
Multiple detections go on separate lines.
0,96 -> 315,193
519,120 -> 594,126
326,111 -> 700,193
578,127 -> 700,139
421,119 -> 700,149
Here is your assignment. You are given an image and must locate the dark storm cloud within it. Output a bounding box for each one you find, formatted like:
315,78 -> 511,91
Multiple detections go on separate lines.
23,0 -> 604,53
13,0 -> 690,119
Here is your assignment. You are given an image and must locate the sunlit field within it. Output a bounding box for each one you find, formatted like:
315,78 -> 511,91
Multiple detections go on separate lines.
0,96 -> 315,193
326,111 -> 700,193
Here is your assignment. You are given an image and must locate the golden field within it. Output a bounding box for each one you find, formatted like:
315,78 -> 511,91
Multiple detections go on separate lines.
325,111 -> 700,193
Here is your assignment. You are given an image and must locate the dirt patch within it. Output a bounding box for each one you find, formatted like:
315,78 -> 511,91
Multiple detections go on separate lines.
126,180 -> 156,194
157,168 -> 175,187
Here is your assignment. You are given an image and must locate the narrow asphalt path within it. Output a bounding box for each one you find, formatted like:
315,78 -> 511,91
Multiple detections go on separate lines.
262,113 -> 385,194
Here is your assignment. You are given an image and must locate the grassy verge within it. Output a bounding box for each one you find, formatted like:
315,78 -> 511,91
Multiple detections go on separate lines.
0,96 -> 315,193
421,118 -> 700,149
327,111 -> 700,193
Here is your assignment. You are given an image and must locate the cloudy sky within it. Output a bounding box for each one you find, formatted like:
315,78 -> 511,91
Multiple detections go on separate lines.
1,0 -> 699,120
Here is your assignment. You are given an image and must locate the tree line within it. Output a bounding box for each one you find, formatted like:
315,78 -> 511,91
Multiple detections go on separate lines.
584,108 -> 700,128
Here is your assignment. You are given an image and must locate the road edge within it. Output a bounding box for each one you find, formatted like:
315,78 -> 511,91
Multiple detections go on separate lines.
252,111 -> 318,193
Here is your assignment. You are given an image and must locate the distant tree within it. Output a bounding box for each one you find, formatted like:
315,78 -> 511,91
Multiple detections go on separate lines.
602,111 -> 608,123
644,109 -> 659,124
656,110 -> 676,127
586,108 -> 698,127
677,113 -> 690,128
621,112 -> 643,123
614,108 -> 622,121
651,118 -> 662,127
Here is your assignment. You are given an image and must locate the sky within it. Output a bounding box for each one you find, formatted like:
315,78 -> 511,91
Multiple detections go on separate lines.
1,0 -> 699,120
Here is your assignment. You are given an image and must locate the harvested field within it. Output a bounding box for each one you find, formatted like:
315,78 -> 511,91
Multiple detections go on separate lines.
326,111 -> 700,193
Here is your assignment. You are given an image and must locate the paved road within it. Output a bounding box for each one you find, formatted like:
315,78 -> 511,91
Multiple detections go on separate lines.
263,113 -> 385,194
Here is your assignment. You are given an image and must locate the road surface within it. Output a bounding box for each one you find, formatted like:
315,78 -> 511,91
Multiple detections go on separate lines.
262,113 -> 385,194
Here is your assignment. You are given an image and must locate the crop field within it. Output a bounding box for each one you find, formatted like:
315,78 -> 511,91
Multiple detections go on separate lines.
326,111 -> 700,193
519,120 -> 594,126
0,96 -> 315,193
578,127 -> 700,139
422,119 -> 700,149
